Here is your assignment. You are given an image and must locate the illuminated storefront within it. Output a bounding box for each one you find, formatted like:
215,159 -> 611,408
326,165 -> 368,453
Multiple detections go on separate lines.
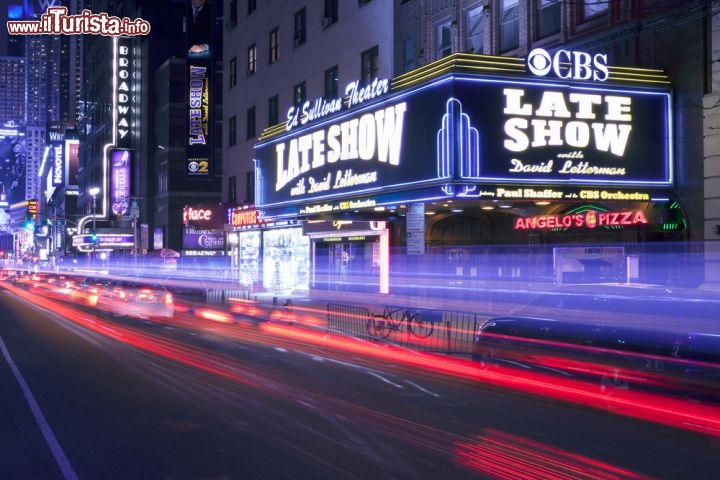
253,51 -> 685,290
226,205 -> 309,292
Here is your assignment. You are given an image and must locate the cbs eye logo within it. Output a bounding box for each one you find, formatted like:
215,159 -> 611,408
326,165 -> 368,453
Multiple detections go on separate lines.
526,49 -> 553,77
526,48 -> 609,82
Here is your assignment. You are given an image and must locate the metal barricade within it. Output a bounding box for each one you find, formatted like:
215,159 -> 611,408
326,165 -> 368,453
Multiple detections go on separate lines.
326,303 -> 372,339
370,305 -> 481,355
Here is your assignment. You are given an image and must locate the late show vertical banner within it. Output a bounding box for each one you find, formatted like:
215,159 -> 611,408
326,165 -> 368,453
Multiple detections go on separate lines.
186,0 -> 214,177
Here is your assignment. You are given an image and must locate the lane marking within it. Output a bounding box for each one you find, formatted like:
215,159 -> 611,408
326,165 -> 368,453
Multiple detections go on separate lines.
0,336 -> 79,480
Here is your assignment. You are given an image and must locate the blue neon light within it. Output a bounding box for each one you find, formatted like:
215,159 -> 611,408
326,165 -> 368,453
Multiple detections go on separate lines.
255,71 -> 673,211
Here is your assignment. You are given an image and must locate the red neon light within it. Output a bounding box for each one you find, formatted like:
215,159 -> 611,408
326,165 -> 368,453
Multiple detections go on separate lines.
230,208 -> 261,227
514,210 -> 648,230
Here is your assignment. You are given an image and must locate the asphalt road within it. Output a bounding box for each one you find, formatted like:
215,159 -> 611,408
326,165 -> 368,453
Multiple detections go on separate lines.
1,285 -> 719,479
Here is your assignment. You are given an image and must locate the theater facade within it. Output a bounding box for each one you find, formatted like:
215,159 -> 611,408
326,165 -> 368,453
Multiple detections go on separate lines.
241,51 -> 687,293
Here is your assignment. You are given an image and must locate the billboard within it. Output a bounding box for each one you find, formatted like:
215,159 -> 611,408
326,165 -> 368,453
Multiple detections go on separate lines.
109,148 -> 131,215
186,0 -> 214,177
254,75 -> 671,210
0,126 -> 26,206
64,138 -> 79,188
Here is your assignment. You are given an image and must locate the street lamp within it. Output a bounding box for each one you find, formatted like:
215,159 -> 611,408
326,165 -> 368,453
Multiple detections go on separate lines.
89,187 -> 100,257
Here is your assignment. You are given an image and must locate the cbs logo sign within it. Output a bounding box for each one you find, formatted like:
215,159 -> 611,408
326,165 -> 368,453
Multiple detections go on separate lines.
526,48 -> 609,82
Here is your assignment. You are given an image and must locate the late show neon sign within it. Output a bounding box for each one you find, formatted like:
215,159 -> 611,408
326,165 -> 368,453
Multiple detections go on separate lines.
514,209 -> 648,230
503,88 -> 633,159
275,102 -> 407,194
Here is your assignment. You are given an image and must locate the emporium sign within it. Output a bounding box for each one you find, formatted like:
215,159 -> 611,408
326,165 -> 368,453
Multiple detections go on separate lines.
255,74 -> 671,210
514,209 -> 648,230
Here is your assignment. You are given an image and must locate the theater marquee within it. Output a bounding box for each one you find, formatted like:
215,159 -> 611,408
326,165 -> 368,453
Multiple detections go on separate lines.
254,56 -> 672,215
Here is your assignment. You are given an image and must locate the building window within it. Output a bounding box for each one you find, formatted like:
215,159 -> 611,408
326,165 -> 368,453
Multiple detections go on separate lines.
583,0 -> 608,20
247,0 -> 256,15
324,65 -> 339,98
228,176 -> 237,204
499,0 -> 519,52
537,0 -> 560,38
247,44 -> 256,76
465,6 -> 484,53
159,171 -> 168,193
229,115 -> 237,146
360,45 -> 379,86
268,94 -> 279,126
437,21 -> 453,59
269,28 -> 279,63
323,0 -> 338,27
246,106 -> 256,139
403,38 -> 415,72
229,56 -> 237,87
229,0 -> 237,27
293,81 -> 306,106
294,8 -> 307,47
246,171 -> 255,204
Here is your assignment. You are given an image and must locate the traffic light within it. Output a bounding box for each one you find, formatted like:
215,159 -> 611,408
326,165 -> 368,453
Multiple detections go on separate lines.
90,231 -> 98,243
22,218 -> 34,231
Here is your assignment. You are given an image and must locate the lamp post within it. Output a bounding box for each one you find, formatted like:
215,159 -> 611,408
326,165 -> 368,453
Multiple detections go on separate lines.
89,187 -> 100,262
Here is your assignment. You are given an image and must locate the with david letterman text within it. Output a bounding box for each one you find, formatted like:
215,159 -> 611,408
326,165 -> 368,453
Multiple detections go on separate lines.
503,87 -> 632,176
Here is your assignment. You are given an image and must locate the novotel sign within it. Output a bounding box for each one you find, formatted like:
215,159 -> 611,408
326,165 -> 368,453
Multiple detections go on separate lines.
527,48 -> 609,82
51,143 -> 64,186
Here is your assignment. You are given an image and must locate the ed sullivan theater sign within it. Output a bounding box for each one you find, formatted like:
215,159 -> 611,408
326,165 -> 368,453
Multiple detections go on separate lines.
254,51 -> 672,214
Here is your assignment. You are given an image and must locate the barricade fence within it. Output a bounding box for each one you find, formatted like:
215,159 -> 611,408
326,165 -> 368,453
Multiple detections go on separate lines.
327,303 -> 373,340
326,303 -> 483,355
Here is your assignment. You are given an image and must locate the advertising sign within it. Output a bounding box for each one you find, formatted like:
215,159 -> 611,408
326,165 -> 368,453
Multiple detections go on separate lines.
0,126 -> 26,205
115,36 -> 136,149
255,75 -> 671,211
109,148 -> 131,215
51,141 -> 64,186
186,0 -> 214,177
182,230 -> 225,250
183,203 -> 229,229
64,138 -> 79,188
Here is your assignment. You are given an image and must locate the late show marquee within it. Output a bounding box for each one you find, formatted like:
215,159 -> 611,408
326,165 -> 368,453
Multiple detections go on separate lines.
255,53 -> 671,213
